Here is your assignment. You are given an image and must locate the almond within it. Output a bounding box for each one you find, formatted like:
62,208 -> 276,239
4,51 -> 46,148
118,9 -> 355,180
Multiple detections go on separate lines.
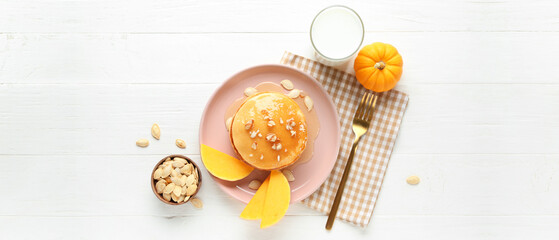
180,175 -> 188,186
287,89 -> 300,98
171,192 -> 180,202
155,180 -> 166,194
190,197 -> 203,209
175,139 -> 186,149
280,79 -> 294,90
172,160 -> 185,168
162,165 -> 172,178
162,193 -> 172,201
171,177 -> 182,186
244,87 -> 258,97
282,169 -> 295,182
248,180 -> 262,190
406,176 -> 420,185
153,168 -> 163,179
163,183 -> 175,194
186,184 -> 197,196
136,138 -> 149,147
151,124 -> 160,140
304,96 -> 313,111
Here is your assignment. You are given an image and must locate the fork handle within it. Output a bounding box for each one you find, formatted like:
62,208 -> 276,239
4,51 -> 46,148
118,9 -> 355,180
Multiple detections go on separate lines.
325,136 -> 362,230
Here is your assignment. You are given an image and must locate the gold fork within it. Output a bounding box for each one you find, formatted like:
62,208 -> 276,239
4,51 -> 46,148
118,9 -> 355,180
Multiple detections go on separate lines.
325,91 -> 378,230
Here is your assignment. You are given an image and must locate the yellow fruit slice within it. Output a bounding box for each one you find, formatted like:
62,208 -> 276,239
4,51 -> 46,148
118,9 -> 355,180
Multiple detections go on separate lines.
260,170 -> 291,228
200,144 -> 254,181
240,176 -> 270,220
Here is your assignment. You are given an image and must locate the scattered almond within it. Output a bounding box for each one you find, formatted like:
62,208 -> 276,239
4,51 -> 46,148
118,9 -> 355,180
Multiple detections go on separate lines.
190,197 -> 203,209
244,87 -> 258,97
175,139 -> 186,149
136,138 -> 149,147
248,180 -> 262,190
287,89 -> 300,98
282,169 -> 295,182
406,175 -> 420,185
280,79 -> 294,90
304,96 -> 314,111
151,124 -> 161,140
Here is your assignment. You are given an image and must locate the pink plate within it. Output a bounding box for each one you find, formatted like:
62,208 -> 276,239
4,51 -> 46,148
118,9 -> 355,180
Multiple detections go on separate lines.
199,64 -> 340,203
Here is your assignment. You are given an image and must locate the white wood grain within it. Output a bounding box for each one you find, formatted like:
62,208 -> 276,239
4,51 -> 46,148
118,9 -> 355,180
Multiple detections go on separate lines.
1,0 -> 558,32
2,32 -> 559,84
1,0 -> 559,238
1,216 -> 558,240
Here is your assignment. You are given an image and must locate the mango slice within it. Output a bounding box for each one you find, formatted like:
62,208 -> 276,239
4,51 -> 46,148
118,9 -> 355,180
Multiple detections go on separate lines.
240,176 -> 270,220
260,170 -> 291,228
200,144 -> 254,181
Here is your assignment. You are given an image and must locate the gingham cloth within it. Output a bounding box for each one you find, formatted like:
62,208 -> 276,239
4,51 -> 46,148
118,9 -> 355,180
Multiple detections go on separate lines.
280,52 -> 409,227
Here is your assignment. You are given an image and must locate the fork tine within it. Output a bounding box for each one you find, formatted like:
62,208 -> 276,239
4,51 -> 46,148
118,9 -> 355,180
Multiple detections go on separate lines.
354,92 -> 367,119
365,92 -> 374,118
366,94 -> 378,122
362,92 -> 373,120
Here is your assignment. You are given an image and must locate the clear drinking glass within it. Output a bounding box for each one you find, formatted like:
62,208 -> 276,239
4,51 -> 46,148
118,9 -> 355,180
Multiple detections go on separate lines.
310,5 -> 364,66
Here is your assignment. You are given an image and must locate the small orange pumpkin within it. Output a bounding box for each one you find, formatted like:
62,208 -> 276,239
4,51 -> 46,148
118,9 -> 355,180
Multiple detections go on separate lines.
354,42 -> 403,92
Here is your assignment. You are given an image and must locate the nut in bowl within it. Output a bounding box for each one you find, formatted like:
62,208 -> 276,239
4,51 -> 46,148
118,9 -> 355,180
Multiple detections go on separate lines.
151,154 -> 202,205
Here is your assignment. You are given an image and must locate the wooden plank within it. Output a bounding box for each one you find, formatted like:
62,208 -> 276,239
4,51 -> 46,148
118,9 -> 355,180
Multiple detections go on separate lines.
0,154 -> 557,216
0,84 -> 557,155
0,215 -> 558,239
0,0 -> 558,32
2,32 -> 559,84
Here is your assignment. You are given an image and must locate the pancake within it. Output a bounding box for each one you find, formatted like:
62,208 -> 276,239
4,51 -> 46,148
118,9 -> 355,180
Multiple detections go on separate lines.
230,92 -> 308,170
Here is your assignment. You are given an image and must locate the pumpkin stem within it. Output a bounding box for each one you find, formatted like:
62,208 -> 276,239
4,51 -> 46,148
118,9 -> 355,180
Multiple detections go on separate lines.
374,61 -> 386,70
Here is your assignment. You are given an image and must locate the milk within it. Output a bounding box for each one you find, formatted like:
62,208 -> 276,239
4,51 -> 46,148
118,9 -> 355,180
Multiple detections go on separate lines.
311,6 -> 364,63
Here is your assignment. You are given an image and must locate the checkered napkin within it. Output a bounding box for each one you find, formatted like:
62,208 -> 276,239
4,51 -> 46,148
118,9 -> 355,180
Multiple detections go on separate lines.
280,52 -> 409,227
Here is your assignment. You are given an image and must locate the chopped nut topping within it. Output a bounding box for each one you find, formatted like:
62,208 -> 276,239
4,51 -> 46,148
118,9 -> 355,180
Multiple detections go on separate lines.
260,154 -> 264,160
290,130 -> 296,136
251,142 -> 257,150
266,133 -> 277,142
258,133 -> 262,137
299,124 -> 305,131
279,118 -> 284,124
277,155 -> 280,162
250,129 -> 259,138
271,143 -> 282,151
286,124 -> 293,131
267,120 -> 275,127
249,154 -> 253,157
245,119 -> 254,130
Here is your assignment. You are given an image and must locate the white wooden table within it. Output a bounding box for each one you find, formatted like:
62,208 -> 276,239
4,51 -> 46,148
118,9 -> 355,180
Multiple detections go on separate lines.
1,0 -> 558,239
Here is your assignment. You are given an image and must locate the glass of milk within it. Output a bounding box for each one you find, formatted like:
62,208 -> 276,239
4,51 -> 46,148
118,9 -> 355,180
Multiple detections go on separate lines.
310,5 -> 364,66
